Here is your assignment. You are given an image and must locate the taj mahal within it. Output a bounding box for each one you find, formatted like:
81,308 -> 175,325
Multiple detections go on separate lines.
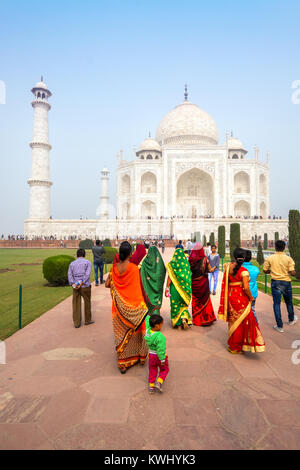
24,80 -> 288,241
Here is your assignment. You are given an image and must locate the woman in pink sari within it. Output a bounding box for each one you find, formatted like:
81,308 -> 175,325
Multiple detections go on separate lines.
189,243 -> 216,326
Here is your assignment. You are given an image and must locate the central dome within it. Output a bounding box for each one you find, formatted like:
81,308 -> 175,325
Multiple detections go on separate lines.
156,100 -> 218,146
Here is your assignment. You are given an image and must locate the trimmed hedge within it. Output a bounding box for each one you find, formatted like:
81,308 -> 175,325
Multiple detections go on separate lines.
257,242 -> 264,266
218,226 -> 226,259
289,209 -> 300,279
102,238 -> 112,247
209,232 -> 215,245
43,255 -> 75,286
102,247 -> 118,264
230,223 -> 241,261
264,233 -> 268,250
79,239 -> 94,249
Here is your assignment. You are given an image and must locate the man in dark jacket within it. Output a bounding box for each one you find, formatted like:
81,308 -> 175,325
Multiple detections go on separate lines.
92,240 -> 105,285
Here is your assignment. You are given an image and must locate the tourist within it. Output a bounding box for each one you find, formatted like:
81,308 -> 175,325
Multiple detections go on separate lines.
68,248 -> 94,328
140,245 -> 166,315
92,240 -> 105,285
161,239 -> 165,254
165,248 -> 192,330
175,240 -> 184,249
130,243 -> 147,265
218,247 -> 266,354
186,239 -> 193,256
204,242 -> 212,257
105,241 -> 148,373
242,249 -> 259,321
208,244 -> 220,295
263,240 -> 297,332
189,243 -> 216,326
144,314 -> 169,393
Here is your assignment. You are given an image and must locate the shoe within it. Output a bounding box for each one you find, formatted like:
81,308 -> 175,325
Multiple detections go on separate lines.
154,381 -> 163,393
288,315 -> 298,326
85,320 -> 95,326
213,291 -> 216,295
100,280 -> 104,284
95,283 -> 99,286
273,325 -> 284,333
74,325 -> 80,328
148,385 -> 155,394
182,319 -> 189,330
119,368 -> 127,374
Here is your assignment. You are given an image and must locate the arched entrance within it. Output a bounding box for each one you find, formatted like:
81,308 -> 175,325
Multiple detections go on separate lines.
176,168 -> 214,217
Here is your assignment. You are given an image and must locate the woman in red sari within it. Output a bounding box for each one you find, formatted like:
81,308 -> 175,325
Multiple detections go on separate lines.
130,243 -> 147,266
218,247 -> 266,354
189,242 -> 216,326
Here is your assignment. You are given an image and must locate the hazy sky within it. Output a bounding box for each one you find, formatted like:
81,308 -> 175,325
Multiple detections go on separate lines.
1,0 -> 300,234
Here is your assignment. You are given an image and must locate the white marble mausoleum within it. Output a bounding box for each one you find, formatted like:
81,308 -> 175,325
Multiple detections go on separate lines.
24,81 -> 288,241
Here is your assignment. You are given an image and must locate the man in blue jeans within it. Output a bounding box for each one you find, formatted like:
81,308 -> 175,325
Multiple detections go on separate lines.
263,240 -> 297,333
92,240 -> 105,286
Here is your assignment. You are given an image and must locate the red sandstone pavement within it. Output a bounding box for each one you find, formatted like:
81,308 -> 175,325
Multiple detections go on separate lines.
0,248 -> 300,450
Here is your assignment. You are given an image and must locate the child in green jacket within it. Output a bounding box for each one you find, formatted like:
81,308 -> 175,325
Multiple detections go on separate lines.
145,314 -> 169,393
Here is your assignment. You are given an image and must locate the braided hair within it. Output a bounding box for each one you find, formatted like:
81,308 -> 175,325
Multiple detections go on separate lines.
232,247 -> 246,277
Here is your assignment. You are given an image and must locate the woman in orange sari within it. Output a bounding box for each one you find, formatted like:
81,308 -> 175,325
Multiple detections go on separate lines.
106,241 -> 148,373
218,247 -> 266,354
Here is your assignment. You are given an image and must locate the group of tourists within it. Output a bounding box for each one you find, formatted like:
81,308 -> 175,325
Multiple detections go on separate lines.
67,238 -> 298,394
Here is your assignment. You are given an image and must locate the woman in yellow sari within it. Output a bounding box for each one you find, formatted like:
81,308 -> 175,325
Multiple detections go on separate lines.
106,241 -> 149,373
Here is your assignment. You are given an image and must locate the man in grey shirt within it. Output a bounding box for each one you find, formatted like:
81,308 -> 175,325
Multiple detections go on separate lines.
92,240 -> 105,285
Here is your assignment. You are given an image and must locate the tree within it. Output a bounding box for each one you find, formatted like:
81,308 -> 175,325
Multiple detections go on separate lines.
288,209 -> 300,279
257,242 -> 264,266
255,234 -> 258,247
264,233 -> 268,250
209,232 -> 215,245
230,223 -> 241,261
203,234 -> 207,246
79,239 -> 94,249
218,226 -> 226,259
275,232 -> 279,243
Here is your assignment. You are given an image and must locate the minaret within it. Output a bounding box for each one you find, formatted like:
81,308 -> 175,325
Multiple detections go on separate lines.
28,78 -> 52,219
99,168 -> 110,219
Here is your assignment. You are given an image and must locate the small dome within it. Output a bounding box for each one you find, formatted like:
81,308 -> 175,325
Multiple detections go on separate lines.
34,81 -> 48,90
156,100 -> 218,146
228,137 -> 244,149
138,137 -> 161,152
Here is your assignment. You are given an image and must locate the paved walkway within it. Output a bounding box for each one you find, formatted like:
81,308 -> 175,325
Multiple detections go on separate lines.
0,248 -> 299,450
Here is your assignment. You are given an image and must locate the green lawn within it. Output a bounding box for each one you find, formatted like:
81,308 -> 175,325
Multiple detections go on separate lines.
220,255 -> 300,307
0,249 -> 110,340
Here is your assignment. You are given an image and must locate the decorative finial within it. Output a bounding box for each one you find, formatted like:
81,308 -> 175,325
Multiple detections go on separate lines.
149,131 -> 151,138
231,130 -> 233,137
184,84 -> 188,101
41,75 -> 43,82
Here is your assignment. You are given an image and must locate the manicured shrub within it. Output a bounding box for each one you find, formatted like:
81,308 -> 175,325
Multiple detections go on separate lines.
102,247 -> 118,264
288,209 -> 300,279
255,234 -> 258,247
43,255 -> 75,286
203,234 -> 207,246
256,242 -> 264,266
102,238 -> 112,247
79,239 -> 94,249
264,233 -> 268,250
218,226 -> 226,259
209,232 -> 215,245
230,223 -> 241,261
275,232 -> 279,243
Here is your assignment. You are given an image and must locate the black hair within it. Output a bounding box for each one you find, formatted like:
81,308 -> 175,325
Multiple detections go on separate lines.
207,242 -> 211,246
233,247 -> 245,276
144,241 -> 150,249
77,248 -> 86,258
149,314 -> 164,328
244,249 -> 252,262
179,240 -> 182,244
211,244 -> 217,249
275,240 -> 285,252
119,241 -> 132,261
96,240 -> 100,246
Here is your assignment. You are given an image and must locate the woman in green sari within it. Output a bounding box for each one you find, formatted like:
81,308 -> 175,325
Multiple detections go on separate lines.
165,248 -> 192,330
140,245 -> 166,314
